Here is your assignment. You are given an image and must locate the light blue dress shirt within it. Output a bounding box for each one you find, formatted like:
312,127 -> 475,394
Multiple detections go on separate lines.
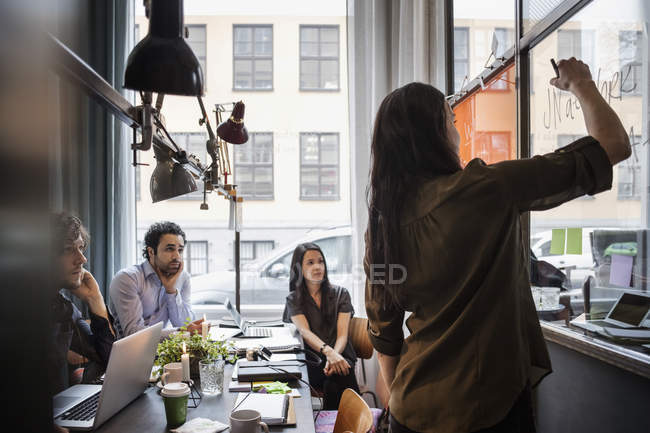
109,260 -> 194,339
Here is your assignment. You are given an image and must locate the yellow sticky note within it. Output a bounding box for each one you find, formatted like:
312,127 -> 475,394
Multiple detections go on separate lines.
566,228 -> 582,254
550,229 -> 566,255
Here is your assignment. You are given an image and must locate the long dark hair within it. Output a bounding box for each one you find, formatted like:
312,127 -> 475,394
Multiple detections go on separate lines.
289,242 -> 332,313
366,82 -> 462,308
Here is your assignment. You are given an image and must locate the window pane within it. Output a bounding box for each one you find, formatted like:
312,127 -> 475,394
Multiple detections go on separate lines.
254,59 -> 273,89
301,167 -> 319,197
321,42 -> 338,57
236,165 -> 254,193
300,60 -> 319,88
254,27 -> 272,56
301,41 -> 319,57
530,0 -> 648,299
320,60 -> 339,89
234,141 -> 253,164
320,134 -> 338,164
254,167 -> 273,197
522,0 -> 565,33
319,167 -> 338,197
234,27 -> 252,56
234,60 -> 252,88
254,134 -> 273,163
301,135 -> 319,163
301,27 -> 318,43
320,27 -> 338,43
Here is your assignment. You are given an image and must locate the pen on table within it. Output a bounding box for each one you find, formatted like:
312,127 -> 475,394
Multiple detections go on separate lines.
550,58 -> 559,79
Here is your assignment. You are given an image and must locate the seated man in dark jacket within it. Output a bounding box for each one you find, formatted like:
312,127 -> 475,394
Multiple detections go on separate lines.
49,212 -> 115,395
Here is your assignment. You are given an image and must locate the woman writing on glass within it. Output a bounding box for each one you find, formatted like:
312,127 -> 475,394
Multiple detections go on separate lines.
365,58 -> 630,433
283,242 -> 360,409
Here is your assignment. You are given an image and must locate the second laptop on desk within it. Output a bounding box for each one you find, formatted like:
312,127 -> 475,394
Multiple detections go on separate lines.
219,297 -> 286,338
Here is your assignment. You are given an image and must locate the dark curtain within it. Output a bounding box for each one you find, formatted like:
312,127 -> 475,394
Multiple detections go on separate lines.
50,0 -> 136,300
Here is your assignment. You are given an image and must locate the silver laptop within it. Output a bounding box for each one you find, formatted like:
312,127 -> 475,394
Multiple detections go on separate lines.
570,292 -> 650,333
223,298 -> 274,338
53,322 -> 163,430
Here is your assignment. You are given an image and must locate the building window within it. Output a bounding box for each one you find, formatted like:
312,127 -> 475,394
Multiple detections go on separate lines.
234,133 -> 274,199
557,29 -> 595,68
169,132 -> 207,200
300,133 -> 339,200
184,241 -> 209,275
300,25 -> 340,90
454,27 -> 469,92
619,30 -> 642,97
241,240 -> 275,263
186,25 -> 207,89
233,25 -> 273,90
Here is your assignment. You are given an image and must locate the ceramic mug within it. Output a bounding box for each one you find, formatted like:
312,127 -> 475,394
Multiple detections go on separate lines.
230,410 -> 269,433
160,362 -> 183,385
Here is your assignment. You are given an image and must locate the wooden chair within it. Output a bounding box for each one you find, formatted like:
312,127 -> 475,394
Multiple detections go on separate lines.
348,317 -> 373,360
333,389 -> 374,433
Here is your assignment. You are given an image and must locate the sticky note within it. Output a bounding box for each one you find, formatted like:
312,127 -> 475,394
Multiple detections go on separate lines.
566,228 -> 582,254
609,254 -> 633,287
550,228 -> 566,255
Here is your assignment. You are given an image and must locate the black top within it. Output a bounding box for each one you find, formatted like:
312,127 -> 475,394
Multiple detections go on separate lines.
49,291 -> 115,395
283,285 -> 357,365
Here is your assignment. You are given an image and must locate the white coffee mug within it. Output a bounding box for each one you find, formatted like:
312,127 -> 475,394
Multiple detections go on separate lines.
230,410 -> 269,433
160,362 -> 183,385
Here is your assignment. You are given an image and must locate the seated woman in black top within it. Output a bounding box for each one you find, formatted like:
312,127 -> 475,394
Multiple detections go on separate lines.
283,242 -> 360,409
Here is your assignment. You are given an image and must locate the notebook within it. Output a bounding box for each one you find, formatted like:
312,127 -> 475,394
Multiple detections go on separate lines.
233,393 -> 293,425
53,322 -> 163,430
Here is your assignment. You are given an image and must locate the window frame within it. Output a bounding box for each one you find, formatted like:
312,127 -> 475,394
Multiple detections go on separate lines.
453,26 -> 470,92
233,132 -> 275,200
299,132 -> 340,201
240,240 -> 275,263
299,24 -> 341,91
232,24 -> 274,91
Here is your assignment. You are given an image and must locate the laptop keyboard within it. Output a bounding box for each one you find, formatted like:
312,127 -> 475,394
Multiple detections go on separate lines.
247,327 -> 272,337
57,392 -> 100,421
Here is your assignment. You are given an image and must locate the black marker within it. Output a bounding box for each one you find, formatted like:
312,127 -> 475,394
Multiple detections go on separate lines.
550,58 -> 559,78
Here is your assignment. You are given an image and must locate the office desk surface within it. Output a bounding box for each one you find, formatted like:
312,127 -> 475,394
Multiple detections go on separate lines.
94,362 -> 316,433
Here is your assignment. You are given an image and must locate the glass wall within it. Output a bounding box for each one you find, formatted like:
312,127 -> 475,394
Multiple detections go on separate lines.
529,0 -> 649,321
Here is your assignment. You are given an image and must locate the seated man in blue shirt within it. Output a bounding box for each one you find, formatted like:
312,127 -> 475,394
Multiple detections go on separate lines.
49,212 -> 115,396
109,221 -> 204,339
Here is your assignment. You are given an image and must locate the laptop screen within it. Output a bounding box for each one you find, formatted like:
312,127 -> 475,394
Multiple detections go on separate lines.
225,298 -> 245,330
608,293 -> 650,326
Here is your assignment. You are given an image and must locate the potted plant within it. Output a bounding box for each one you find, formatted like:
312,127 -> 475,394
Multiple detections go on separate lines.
154,326 -> 237,380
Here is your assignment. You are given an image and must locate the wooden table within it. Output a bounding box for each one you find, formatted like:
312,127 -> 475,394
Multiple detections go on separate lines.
94,360 -> 316,433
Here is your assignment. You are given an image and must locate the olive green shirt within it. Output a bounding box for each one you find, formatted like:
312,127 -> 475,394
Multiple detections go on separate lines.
365,137 -> 612,433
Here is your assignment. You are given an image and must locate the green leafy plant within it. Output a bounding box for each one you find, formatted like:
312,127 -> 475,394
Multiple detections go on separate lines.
154,331 -> 237,375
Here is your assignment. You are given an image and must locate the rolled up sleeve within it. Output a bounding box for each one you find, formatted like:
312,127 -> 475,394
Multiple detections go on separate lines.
165,273 -> 194,327
488,136 -> 613,212
364,279 -> 404,356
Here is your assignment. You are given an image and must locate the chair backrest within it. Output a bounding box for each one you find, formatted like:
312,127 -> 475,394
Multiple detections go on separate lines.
349,317 -> 373,359
333,389 -> 374,433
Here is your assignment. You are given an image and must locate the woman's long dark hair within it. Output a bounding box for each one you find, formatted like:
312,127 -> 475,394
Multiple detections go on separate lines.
289,242 -> 332,314
366,82 -> 462,308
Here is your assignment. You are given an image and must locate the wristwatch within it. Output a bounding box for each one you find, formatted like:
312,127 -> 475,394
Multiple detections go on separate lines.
320,342 -> 328,354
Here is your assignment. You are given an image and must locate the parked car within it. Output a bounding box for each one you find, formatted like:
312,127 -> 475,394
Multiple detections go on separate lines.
531,229 -> 596,289
190,226 -> 353,305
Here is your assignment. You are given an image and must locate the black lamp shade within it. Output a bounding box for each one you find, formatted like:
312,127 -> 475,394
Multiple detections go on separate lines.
150,147 -> 198,203
124,0 -> 203,96
217,101 -> 248,144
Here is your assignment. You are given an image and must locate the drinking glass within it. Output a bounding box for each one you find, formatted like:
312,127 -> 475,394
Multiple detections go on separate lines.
199,359 -> 225,395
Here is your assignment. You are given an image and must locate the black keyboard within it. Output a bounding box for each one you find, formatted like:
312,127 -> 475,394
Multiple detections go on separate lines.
57,392 -> 100,421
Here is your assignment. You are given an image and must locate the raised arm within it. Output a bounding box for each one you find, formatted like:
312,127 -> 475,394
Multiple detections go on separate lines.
551,57 -> 631,165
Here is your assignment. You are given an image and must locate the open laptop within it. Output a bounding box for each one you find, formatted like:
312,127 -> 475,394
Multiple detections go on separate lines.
53,322 -> 163,430
570,292 -> 650,334
222,298 -> 275,338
